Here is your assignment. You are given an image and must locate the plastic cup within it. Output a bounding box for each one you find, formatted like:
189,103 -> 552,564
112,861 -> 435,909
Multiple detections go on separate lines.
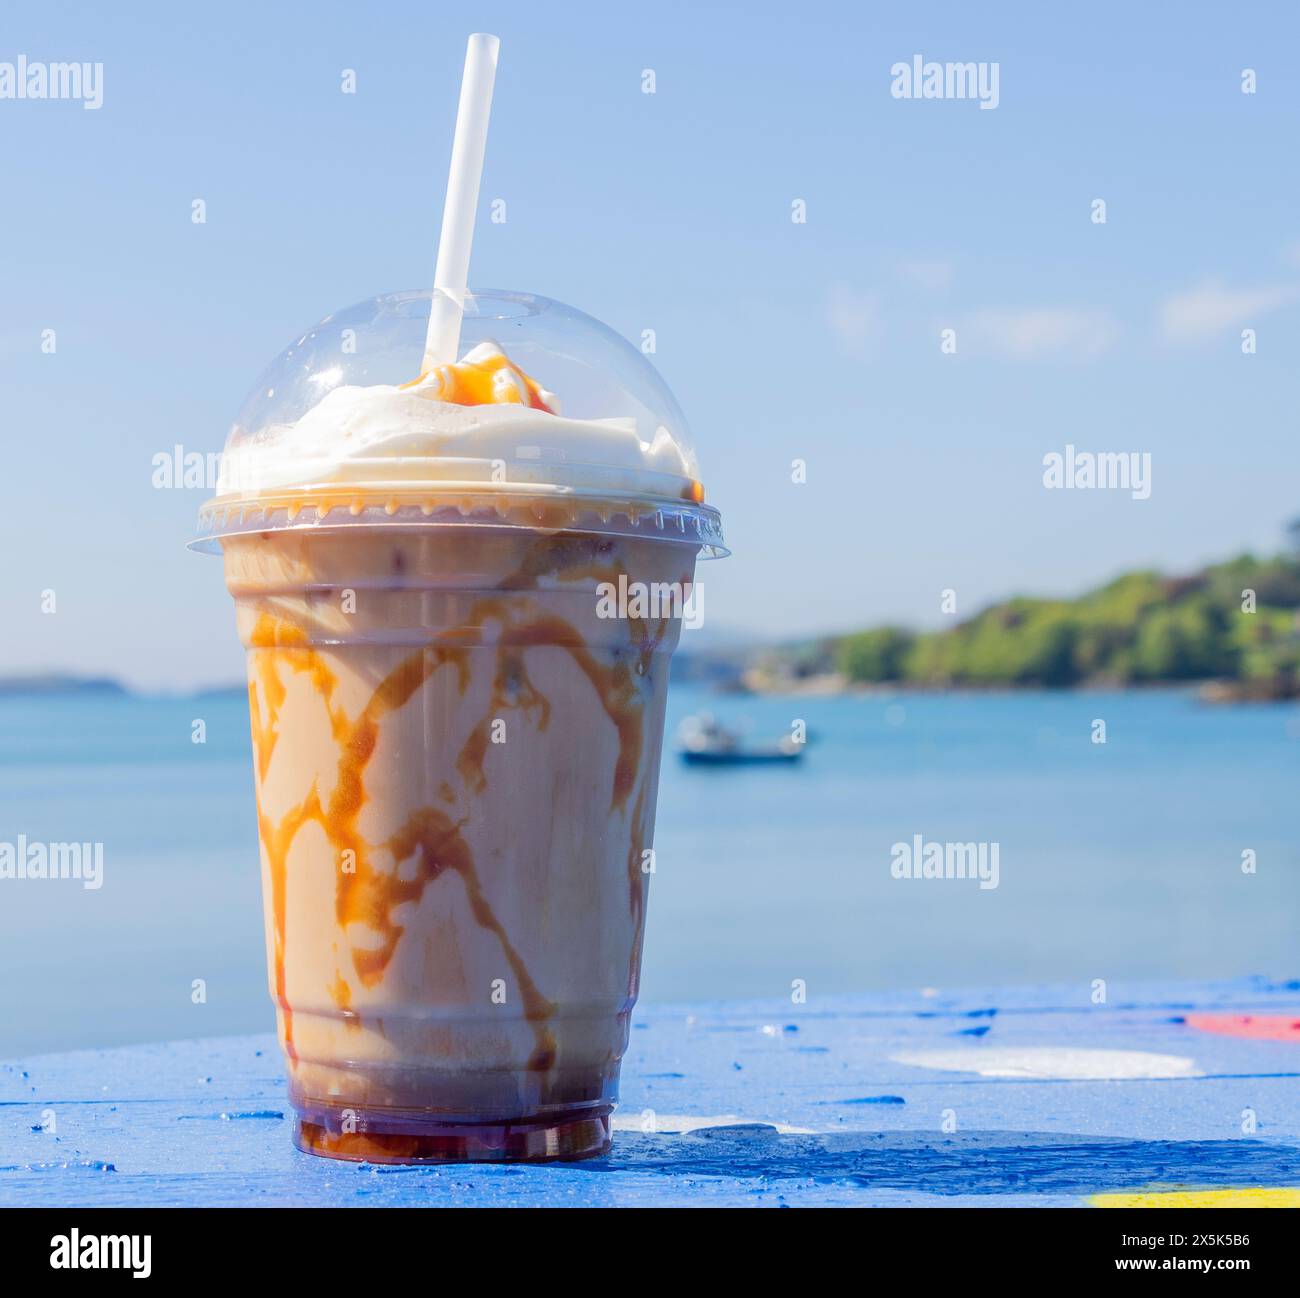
195,291 -> 725,1161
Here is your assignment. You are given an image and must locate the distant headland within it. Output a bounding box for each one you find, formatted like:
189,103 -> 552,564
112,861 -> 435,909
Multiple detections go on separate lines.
677,550 -> 1300,703
0,674 -> 247,700
0,672 -> 128,697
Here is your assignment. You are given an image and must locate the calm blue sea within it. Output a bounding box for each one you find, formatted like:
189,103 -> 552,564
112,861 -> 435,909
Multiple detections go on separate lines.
1,687 -> 1297,1055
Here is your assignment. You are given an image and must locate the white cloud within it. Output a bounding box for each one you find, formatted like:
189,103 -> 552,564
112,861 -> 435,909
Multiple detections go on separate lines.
895,258 -> 953,291
826,284 -> 882,354
1159,279 -> 1299,342
965,308 -> 1117,359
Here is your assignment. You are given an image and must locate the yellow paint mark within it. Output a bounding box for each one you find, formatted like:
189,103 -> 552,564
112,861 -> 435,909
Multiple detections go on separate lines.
1091,1187 -> 1300,1209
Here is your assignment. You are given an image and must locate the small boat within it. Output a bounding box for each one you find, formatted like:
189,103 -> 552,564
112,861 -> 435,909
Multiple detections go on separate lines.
677,714 -> 804,766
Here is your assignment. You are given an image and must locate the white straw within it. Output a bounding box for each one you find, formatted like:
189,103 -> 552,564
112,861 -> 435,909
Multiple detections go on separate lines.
423,32 -> 501,372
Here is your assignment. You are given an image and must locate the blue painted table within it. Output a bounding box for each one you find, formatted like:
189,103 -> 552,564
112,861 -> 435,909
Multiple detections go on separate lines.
3,978 -> 1299,1207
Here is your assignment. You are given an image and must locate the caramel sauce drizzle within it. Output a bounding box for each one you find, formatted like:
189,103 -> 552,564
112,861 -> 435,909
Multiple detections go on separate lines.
397,347 -> 555,412
387,807 -> 557,1072
456,650 -> 552,794
244,535 -> 681,1081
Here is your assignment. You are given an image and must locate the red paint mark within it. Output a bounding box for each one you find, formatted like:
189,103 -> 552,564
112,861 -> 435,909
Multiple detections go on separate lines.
1185,1012 -> 1300,1043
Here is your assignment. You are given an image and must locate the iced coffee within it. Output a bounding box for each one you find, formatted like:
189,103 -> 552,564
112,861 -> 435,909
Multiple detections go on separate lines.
196,290 -> 725,1160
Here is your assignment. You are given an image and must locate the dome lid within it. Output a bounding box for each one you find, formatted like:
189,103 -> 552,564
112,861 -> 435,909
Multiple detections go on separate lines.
193,289 -> 726,556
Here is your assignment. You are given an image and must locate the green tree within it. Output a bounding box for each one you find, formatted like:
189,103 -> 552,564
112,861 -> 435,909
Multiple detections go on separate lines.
837,627 -> 915,682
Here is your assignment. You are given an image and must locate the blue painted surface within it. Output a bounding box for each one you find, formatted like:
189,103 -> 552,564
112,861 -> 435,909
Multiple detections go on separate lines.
2,978 -> 1299,1207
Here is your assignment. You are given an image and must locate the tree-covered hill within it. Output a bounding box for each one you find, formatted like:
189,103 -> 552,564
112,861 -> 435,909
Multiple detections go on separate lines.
834,554 -> 1300,697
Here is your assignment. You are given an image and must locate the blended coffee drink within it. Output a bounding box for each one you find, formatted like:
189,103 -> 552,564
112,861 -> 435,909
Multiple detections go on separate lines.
196,290 -> 725,1161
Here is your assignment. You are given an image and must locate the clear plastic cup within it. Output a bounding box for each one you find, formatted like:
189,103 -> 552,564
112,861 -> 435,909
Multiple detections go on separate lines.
195,290 -> 725,1161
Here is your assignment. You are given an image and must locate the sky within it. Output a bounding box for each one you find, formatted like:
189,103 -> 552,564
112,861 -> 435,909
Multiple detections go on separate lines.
2,0 -> 1298,690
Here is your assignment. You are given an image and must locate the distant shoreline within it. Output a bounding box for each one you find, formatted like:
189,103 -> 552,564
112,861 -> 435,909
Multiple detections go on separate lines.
0,671 -> 1287,706
0,674 -> 246,701
0,673 -> 129,697
700,670 -> 1290,704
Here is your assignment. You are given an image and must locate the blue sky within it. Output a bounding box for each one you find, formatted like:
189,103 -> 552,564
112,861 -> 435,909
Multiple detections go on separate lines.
2,0 -> 1298,689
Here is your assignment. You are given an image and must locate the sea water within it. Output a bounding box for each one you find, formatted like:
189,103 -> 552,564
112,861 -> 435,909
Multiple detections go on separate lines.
0,687 -> 1296,1054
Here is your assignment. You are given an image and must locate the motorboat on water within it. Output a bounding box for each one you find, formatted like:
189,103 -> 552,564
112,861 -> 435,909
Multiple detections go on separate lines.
677,713 -> 804,766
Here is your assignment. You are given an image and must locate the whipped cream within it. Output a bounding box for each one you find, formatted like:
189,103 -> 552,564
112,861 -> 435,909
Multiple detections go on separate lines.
217,342 -> 697,501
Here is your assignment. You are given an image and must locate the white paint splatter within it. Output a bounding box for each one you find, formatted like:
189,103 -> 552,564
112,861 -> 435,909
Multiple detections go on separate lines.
891,1047 -> 1202,1080
611,1113 -> 817,1135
